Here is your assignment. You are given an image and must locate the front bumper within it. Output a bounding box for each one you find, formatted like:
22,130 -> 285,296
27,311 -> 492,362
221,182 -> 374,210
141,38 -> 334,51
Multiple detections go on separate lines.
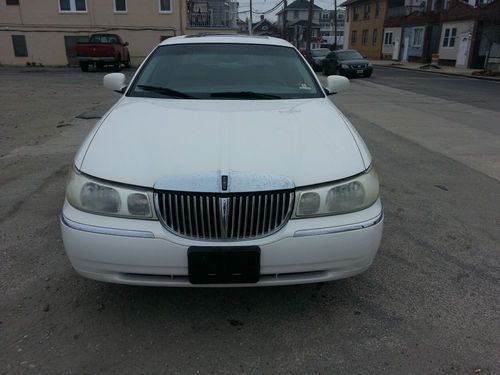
77,57 -> 116,63
339,66 -> 373,77
61,199 -> 383,287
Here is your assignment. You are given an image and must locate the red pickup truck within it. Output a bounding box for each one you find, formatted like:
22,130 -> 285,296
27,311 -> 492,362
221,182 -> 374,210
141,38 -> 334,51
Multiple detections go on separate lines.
76,34 -> 130,71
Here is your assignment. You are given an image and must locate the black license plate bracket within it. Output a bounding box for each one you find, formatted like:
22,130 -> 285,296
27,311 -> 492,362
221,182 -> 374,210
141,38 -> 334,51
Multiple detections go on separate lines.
188,246 -> 260,284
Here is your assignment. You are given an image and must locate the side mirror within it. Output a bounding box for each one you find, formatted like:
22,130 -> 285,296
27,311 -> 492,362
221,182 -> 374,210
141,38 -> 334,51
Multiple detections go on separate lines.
103,73 -> 127,93
325,75 -> 350,95
123,41 -> 129,47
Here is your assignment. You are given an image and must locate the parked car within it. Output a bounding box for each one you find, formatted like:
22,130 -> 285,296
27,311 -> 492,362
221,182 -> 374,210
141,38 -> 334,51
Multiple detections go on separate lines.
61,35 -> 383,287
323,49 -> 373,78
309,48 -> 331,71
76,33 -> 130,72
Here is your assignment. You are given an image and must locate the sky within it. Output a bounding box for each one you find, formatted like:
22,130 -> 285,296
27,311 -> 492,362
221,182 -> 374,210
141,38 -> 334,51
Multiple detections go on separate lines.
236,0 -> 341,21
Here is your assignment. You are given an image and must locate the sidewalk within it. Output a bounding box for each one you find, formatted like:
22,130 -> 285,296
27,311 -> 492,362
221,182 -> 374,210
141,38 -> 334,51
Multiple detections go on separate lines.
372,59 -> 500,81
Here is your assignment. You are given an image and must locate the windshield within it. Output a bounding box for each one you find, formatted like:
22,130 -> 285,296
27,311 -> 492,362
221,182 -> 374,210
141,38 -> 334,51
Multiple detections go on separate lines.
128,43 -> 323,100
89,35 -> 119,44
336,51 -> 364,60
311,49 -> 330,57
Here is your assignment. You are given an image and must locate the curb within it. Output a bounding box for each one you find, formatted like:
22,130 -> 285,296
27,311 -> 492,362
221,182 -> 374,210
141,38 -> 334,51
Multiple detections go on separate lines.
373,63 -> 500,82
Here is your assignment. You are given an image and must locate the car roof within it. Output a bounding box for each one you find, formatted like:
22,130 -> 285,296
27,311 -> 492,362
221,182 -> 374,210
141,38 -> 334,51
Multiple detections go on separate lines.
159,34 -> 293,48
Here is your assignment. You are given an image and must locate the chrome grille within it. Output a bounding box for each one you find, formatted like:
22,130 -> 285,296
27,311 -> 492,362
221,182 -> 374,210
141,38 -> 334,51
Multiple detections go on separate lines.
155,190 -> 295,241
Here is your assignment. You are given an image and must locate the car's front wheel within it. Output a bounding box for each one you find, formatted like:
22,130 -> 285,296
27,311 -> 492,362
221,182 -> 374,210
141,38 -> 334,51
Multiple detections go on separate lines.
79,62 -> 89,72
323,65 -> 334,76
114,55 -> 122,72
364,71 -> 372,78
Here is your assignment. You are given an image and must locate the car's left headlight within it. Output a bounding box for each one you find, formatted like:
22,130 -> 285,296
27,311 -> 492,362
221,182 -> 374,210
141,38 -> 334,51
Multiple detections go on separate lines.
66,169 -> 156,219
293,167 -> 379,218
368,62 -> 373,67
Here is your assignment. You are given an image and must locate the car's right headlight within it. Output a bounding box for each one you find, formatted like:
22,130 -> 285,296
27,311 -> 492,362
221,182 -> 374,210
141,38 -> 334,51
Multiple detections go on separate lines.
66,169 -> 156,219
292,167 -> 379,218
341,64 -> 350,69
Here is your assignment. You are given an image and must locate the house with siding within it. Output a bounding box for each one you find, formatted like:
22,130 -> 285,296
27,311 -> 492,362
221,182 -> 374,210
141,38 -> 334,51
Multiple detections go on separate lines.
0,0 -> 238,66
439,0 -> 500,68
341,0 -> 389,59
382,0 -> 500,68
276,0 -> 323,49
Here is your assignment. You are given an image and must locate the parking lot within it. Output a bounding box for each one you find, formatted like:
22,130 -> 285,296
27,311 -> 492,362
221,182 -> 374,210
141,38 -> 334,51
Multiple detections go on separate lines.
1,67 -> 499,374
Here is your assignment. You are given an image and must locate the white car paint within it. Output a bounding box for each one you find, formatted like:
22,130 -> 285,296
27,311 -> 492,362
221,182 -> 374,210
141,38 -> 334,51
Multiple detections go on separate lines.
80,97 -> 367,188
62,35 -> 383,287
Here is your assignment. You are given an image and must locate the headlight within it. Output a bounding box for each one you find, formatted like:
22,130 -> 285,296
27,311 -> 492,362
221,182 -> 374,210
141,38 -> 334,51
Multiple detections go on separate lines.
293,167 -> 379,218
341,64 -> 350,69
66,169 -> 156,219
368,62 -> 373,67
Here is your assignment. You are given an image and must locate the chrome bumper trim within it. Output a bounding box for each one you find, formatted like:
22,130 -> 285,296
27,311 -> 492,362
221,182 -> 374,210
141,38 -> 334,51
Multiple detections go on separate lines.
61,215 -> 155,239
293,210 -> 383,237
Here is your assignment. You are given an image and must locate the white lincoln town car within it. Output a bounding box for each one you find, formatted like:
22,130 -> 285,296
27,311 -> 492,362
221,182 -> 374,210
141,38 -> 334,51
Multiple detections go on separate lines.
61,35 -> 383,287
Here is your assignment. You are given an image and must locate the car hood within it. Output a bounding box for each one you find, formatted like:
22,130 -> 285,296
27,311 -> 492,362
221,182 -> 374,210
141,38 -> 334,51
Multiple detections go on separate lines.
78,97 -> 368,189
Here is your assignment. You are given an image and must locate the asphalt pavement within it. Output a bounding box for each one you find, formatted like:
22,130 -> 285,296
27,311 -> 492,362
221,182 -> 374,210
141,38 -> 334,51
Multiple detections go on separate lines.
370,66 -> 500,112
0,67 -> 499,374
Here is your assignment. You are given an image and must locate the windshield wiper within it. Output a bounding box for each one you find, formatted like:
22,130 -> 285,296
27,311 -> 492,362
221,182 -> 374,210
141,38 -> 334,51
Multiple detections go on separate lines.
137,85 -> 195,99
210,91 -> 282,99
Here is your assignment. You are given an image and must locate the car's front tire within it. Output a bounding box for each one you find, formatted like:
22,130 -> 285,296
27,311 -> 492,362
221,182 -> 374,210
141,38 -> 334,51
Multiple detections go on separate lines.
79,62 -> 89,72
114,55 -> 122,72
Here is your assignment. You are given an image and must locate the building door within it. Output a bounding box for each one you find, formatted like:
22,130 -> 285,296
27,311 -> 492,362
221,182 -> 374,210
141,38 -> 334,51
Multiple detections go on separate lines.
392,37 -> 401,60
64,35 -> 89,66
455,34 -> 470,67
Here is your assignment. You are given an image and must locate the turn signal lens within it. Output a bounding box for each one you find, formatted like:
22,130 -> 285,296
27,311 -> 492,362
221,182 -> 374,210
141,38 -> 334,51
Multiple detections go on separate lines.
297,192 -> 321,216
127,193 -> 151,216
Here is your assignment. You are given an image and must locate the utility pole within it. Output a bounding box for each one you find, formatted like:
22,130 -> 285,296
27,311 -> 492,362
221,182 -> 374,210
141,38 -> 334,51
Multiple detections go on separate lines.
306,0 -> 314,53
249,0 -> 253,35
283,0 -> 288,41
334,0 -> 338,49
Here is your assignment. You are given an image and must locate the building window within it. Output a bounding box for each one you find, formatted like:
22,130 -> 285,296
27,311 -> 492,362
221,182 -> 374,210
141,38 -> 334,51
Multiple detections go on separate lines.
372,29 -> 377,45
351,30 -> 357,44
59,0 -> 87,12
384,31 -> 393,45
412,27 -> 424,47
6,0 -> 20,5
353,7 -> 359,21
375,1 -> 380,17
12,35 -> 28,57
159,0 -> 171,13
363,4 -> 370,19
442,27 -> 457,47
293,10 -> 299,19
362,29 -> 368,45
114,0 -> 126,12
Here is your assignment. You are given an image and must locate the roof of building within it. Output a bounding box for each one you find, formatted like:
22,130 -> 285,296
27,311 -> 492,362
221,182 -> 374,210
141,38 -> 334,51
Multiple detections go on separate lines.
276,0 -> 323,14
160,34 -> 292,48
339,0 -> 364,7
